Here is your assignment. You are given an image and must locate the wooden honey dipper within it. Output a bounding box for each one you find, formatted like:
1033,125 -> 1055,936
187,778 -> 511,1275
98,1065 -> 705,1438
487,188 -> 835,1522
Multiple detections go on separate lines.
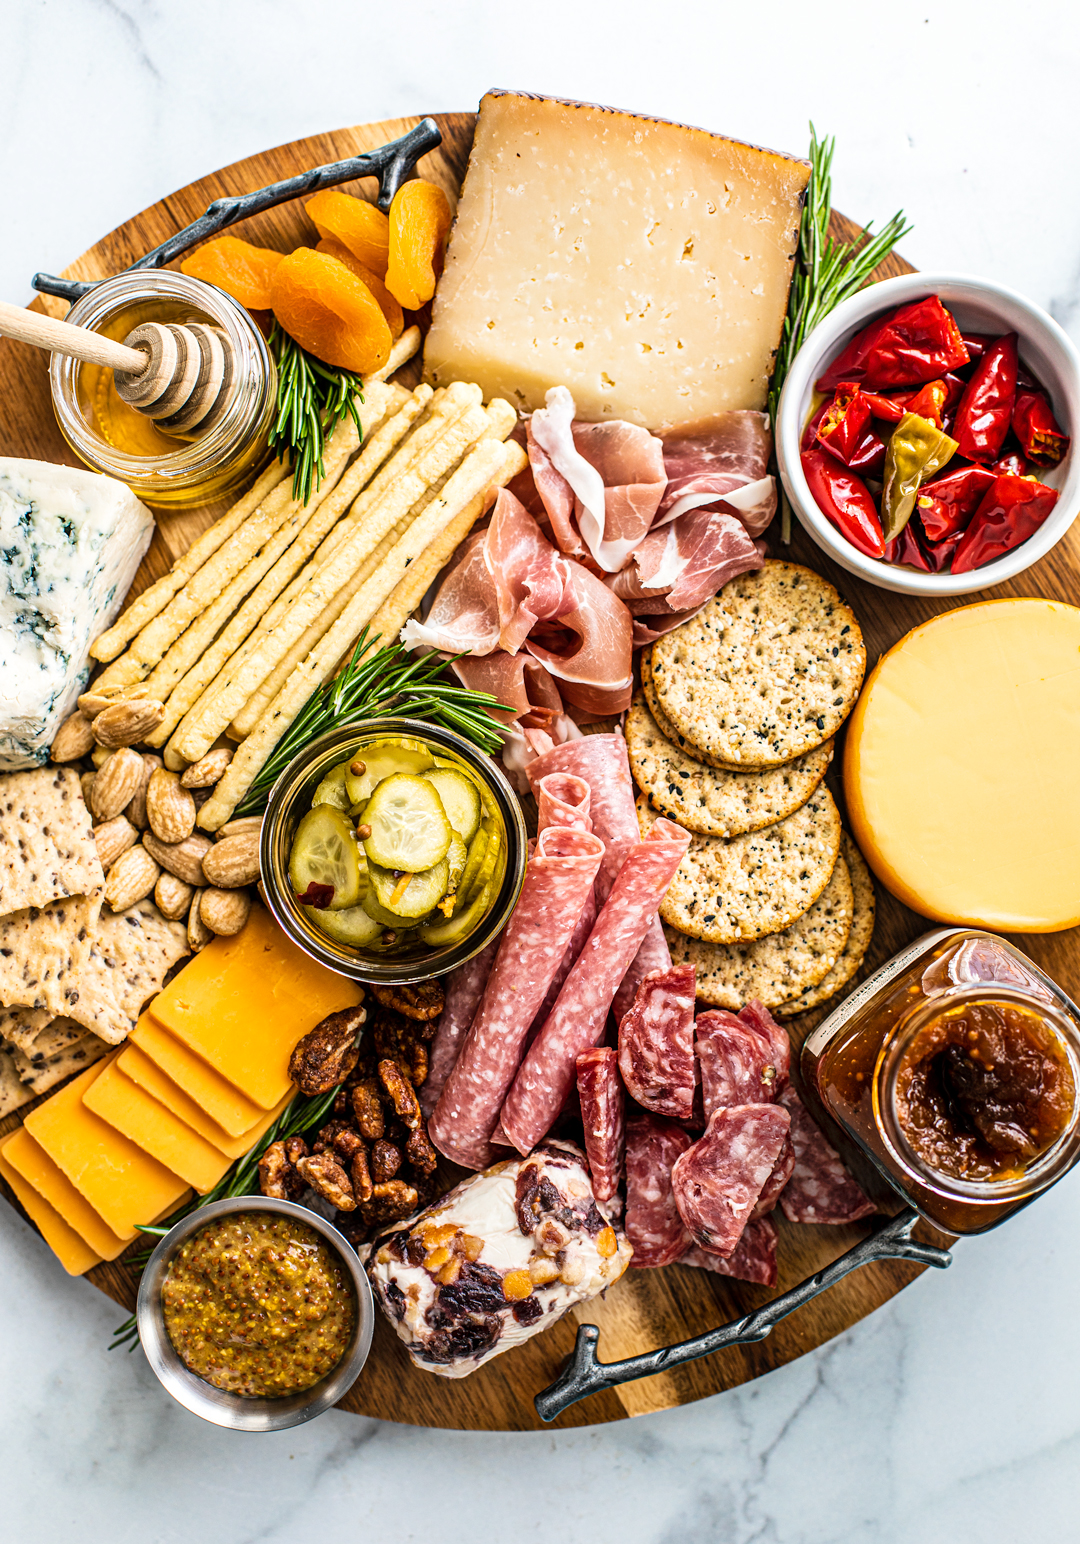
0,300 -> 235,436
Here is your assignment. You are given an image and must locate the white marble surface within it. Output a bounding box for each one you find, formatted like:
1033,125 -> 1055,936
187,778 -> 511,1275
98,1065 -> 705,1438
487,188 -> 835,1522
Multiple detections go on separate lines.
2,2 -> 1080,1538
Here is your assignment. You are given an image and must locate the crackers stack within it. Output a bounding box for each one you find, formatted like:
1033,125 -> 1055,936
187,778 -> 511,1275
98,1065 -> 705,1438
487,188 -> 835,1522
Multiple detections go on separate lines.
629,561 -> 875,1016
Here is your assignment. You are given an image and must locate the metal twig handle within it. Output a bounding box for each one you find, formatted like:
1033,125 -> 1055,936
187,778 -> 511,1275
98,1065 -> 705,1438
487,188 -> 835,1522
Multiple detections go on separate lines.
534,1208 -> 951,1422
32,118 -> 443,303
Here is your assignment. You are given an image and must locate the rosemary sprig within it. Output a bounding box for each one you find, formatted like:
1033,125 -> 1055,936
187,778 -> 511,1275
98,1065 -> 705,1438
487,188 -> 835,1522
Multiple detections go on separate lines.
769,125 -> 912,541
108,1085 -> 339,1351
235,629 -> 509,817
268,323 -> 365,506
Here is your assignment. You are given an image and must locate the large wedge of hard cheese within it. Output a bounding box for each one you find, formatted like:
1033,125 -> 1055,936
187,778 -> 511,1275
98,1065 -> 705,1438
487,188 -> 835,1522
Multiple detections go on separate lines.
424,91 -> 810,431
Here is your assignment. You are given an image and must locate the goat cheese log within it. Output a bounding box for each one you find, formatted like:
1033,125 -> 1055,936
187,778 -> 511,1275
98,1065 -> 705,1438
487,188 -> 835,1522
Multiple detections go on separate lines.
366,1140 -> 632,1378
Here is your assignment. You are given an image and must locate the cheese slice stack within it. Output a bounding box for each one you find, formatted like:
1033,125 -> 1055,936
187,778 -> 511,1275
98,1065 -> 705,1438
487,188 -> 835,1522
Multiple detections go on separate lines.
1,907 -> 362,1273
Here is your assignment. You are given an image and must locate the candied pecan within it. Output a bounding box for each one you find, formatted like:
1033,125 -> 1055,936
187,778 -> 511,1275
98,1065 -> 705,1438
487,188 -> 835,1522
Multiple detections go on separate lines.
283,1136 -> 309,1166
351,1077 -> 385,1140
258,1140 -> 294,1200
312,1119 -> 352,1154
402,1038 -> 429,1087
378,1058 -> 421,1130
405,1124 -> 438,1176
370,1179 -> 419,1219
333,1086 -> 349,1117
371,1006 -> 409,1062
332,1128 -> 365,1162
370,1139 -> 402,1183
288,1004 -> 366,1095
295,1151 -> 356,1211
351,1144 -> 374,1202
369,979 -> 445,1023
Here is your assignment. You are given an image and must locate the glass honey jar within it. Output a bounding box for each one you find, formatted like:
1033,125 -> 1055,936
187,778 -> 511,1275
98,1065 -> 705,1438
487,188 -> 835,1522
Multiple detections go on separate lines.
801,928 -> 1080,1234
50,269 -> 276,509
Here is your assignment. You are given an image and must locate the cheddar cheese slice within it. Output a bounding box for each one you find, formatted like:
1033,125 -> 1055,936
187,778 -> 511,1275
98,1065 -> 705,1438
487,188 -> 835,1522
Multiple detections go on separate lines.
130,1015 -> 266,1137
0,1135 -> 101,1275
116,1044 -> 293,1158
1,1127 -> 129,1261
83,1059 -> 234,1195
23,1059 -> 190,1240
148,904 -> 362,1109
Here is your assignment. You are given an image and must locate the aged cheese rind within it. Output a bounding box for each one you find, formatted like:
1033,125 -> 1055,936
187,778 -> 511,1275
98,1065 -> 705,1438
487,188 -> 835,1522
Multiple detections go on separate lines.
0,458 -> 154,769
844,599 -> 1080,932
424,91 -> 809,432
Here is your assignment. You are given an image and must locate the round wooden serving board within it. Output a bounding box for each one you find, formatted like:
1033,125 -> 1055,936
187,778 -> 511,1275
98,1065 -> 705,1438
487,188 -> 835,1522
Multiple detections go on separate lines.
2,111 -> 1077,1432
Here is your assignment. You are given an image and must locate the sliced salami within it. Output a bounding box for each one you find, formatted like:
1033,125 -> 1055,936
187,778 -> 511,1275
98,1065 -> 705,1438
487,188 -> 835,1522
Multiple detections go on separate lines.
500,818 -> 692,1154
617,963 -> 697,1120
421,937 -> 500,1117
613,919 -> 675,1026
750,1132 -> 795,1219
679,1217 -> 779,1287
695,1010 -> 778,1115
535,772 -> 592,834
671,1103 -> 791,1256
778,1087 -> 875,1225
739,1000 -> 791,1093
576,1046 -> 625,1203
429,825 -> 605,1169
625,1112 -> 693,1267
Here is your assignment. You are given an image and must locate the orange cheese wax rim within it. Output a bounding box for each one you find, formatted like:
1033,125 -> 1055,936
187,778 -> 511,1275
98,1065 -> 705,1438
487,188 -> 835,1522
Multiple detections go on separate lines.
844,598 -> 1080,932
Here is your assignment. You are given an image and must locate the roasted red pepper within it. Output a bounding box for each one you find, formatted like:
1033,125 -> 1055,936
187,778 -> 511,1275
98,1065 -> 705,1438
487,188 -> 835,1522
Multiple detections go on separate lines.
815,382 -> 872,463
991,448 -> 1029,477
915,465 -> 996,541
883,523 -> 931,571
862,390 -> 905,424
801,448 -> 885,559
846,425 -> 888,478
902,378 -> 950,430
952,333 -> 1018,463
1011,387 -> 1070,467
817,297 -> 970,392
920,528 -> 966,573
801,399 -> 830,451
959,333 -> 996,363
951,474 -> 1059,573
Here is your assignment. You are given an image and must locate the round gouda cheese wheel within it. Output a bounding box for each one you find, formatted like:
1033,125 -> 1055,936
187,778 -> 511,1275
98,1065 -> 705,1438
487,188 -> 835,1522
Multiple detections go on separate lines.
844,599 -> 1080,932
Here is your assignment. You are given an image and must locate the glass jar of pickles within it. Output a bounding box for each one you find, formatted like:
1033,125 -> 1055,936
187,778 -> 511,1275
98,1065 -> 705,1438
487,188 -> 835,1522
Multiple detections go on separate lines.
802,928 -> 1080,1234
260,718 -> 527,985
50,269 -> 276,508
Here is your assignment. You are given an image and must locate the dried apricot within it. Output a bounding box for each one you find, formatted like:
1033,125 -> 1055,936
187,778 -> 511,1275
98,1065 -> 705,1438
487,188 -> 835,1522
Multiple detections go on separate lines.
316,238 -> 404,338
270,248 -> 392,374
385,180 -> 452,310
305,190 -> 390,276
180,236 -> 284,309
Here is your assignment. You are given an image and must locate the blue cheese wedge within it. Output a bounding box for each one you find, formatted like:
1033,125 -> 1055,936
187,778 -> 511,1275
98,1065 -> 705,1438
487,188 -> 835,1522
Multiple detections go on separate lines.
0,459 -> 153,769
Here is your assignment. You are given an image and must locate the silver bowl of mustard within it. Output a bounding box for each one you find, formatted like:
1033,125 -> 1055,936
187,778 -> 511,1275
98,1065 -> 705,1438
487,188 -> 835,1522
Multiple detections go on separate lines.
137,1195 -> 375,1431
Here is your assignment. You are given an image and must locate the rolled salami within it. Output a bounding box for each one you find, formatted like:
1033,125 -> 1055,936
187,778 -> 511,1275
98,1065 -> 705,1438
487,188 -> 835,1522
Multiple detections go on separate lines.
529,772 -> 598,1034
777,1087 -> 875,1225
678,1217 -> 778,1287
429,825 -> 604,1169
617,964 -> 697,1120
625,1111 -> 692,1268
671,1103 -> 791,1256
576,1046 -> 625,1203
500,817 -> 691,1155
421,937 -> 501,1117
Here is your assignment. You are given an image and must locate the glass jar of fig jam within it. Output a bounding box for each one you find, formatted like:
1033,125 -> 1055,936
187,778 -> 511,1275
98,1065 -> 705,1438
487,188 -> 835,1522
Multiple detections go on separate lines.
802,929 -> 1080,1234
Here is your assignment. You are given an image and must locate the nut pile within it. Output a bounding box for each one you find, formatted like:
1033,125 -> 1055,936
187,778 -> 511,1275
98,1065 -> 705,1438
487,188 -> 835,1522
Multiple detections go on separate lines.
51,695 -> 260,945
260,981 -> 445,1241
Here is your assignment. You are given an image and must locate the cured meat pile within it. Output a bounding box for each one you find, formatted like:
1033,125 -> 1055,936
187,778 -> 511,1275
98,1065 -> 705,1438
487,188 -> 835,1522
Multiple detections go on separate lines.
424,733 -> 874,1289
402,387 -> 774,763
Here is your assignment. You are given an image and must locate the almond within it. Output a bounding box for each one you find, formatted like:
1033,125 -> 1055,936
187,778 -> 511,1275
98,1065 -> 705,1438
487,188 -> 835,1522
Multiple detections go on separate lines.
201,886 -> 251,936
163,744 -> 188,773
180,747 -> 233,789
142,829 -> 213,886
78,682 -> 153,719
126,753 -> 162,830
155,872 -> 194,920
104,844 -> 160,912
93,698 -> 166,748
91,744 -> 112,769
80,771 -> 97,807
215,815 -> 264,842
89,747 -> 144,821
146,769 -> 197,844
187,890 -> 213,951
93,814 -> 138,870
51,712 -> 95,763
201,831 -> 260,888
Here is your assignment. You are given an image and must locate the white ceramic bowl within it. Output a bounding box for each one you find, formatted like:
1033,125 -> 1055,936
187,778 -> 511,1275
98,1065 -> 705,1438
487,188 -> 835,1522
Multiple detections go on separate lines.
776,272 -> 1080,596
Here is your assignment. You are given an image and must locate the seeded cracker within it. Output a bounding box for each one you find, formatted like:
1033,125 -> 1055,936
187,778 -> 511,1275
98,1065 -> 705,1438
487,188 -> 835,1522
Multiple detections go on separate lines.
776,835 -> 876,1018
0,1009 -> 84,1058
627,693 -> 833,838
0,1050 -> 32,1118
64,899 -> 189,1045
665,855 -> 854,1010
11,1033 -> 109,1095
0,767 -> 104,916
637,788 -> 841,943
648,561 -> 866,768
640,654 -> 743,771
0,894 -> 100,1015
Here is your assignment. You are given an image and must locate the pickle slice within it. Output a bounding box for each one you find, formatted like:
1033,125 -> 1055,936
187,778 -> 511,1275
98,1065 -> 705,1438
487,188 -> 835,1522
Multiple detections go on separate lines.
437,832 -> 469,916
304,901 -> 383,948
456,822 -> 490,905
367,855 -> 450,920
312,761 -> 350,812
423,767 -> 482,844
345,737 -> 436,803
459,818 -> 503,911
419,875 -> 498,948
288,805 -> 363,911
363,773 -> 452,871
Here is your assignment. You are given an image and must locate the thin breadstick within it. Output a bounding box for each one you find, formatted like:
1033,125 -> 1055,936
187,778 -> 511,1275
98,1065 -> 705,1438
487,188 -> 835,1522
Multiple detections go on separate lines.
170,394 -> 493,764
90,457 -> 290,662
365,325 -> 421,383
197,436 -> 512,830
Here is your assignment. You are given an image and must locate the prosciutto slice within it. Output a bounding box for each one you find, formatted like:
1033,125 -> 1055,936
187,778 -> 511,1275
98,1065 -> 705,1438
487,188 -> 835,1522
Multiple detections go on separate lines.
525,562 -> 634,717
485,490 -> 572,654
399,530 -> 501,655
658,415 -> 775,537
610,507 -> 765,616
450,651 -> 564,727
